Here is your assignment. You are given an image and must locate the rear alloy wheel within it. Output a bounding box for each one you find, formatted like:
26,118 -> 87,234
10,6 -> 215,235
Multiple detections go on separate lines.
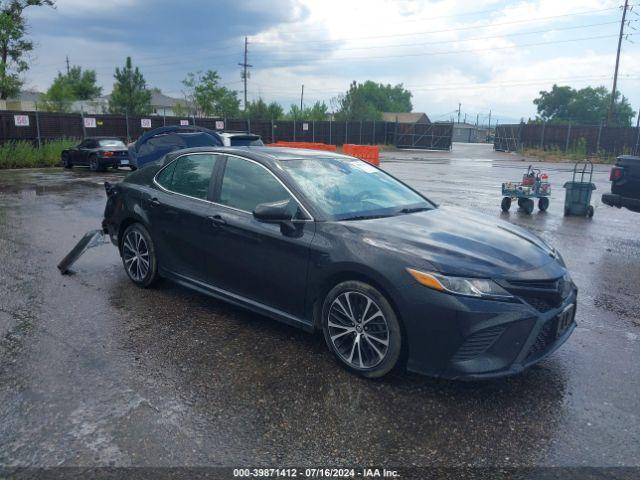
121,224 -> 158,287
322,281 -> 401,378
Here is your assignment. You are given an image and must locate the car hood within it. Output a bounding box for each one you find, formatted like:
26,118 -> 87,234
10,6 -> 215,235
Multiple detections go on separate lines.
343,206 -> 563,279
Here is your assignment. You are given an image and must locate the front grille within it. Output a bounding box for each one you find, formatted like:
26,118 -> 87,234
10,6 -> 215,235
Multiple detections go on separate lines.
526,319 -> 556,361
501,278 -> 565,312
451,325 -> 506,362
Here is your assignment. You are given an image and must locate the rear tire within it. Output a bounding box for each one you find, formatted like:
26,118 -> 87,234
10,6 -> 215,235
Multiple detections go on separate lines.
62,153 -> 72,169
89,156 -> 100,172
501,197 -> 511,212
322,281 -> 402,378
121,223 -> 158,288
587,205 -> 594,218
521,198 -> 534,214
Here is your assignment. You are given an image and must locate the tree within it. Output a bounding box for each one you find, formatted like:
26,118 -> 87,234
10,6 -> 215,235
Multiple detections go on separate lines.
64,65 -> 101,100
534,84 -> 635,127
243,97 -> 284,120
109,56 -> 152,115
0,0 -> 55,99
39,75 -> 73,112
39,65 -> 101,112
285,101 -> 329,121
182,70 -> 240,117
334,80 -> 413,120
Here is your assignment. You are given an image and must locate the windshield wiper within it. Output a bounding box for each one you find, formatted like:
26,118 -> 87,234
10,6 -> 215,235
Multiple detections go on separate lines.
340,214 -> 396,221
399,206 -> 431,214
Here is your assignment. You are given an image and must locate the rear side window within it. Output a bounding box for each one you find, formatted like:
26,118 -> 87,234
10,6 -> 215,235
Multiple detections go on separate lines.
219,156 -> 291,212
157,154 -> 218,200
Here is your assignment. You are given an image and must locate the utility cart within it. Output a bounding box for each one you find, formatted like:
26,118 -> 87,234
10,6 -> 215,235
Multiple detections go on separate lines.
501,165 -> 551,214
563,160 -> 596,217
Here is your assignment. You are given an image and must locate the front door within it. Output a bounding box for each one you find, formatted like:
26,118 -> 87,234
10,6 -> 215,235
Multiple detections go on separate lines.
206,155 -> 315,318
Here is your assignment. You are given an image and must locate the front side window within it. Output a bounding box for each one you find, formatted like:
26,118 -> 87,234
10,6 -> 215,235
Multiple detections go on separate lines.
220,156 -> 291,212
157,154 -> 217,200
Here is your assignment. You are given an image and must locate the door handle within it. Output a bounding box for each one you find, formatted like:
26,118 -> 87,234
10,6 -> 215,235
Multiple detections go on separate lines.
150,197 -> 161,206
208,214 -> 227,226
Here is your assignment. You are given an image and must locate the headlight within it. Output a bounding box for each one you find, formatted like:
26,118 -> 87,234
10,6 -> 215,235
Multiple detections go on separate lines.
407,268 -> 513,300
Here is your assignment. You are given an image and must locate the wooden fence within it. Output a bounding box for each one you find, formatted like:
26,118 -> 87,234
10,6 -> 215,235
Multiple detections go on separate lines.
495,122 -> 640,157
0,110 -> 453,149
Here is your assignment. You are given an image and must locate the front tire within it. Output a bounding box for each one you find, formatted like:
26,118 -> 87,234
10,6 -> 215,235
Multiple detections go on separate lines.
322,281 -> 402,378
62,153 -> 72,169
121,223 -> 158,288
89,156 -> 100,172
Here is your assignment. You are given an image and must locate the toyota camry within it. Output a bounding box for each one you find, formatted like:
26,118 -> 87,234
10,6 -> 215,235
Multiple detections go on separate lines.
102,147 -> 577,379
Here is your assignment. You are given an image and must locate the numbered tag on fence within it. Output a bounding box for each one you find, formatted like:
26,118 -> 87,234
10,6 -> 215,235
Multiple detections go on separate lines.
14,115 -> 30,127
180,119 -> 189,126
84,117 -> 97,128
215,120 -> 224,130
141,118 -> 152,128
303,123 -> 309,131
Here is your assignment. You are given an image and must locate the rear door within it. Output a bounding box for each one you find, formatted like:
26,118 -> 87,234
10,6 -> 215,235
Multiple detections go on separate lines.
205,155 -> 315,318
149,153 -> 220,280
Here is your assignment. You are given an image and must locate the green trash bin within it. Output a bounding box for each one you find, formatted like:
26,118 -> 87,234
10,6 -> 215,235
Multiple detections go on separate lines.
563,161 -> 595,217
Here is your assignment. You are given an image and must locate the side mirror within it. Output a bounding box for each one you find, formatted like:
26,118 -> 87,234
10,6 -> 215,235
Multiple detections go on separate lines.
253,200 -> 293,223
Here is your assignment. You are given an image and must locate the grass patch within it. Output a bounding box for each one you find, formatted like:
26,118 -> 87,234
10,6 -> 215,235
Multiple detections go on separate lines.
0,139 -> 78,169
522,138 -> 621,164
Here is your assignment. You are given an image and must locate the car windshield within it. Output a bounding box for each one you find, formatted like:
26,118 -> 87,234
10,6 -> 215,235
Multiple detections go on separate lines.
98,139 -> 125,147
230,136 -> 264,146
280,157 -> 433,220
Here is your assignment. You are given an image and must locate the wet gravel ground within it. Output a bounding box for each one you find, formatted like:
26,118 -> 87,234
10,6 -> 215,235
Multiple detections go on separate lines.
0,144 -> 638,470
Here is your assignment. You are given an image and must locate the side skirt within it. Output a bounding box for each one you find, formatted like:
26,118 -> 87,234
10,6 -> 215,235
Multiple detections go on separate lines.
161,268 -> 315,333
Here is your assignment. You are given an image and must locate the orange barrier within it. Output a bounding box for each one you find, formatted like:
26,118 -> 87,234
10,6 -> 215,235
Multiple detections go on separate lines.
342,144 -> 380,166
268,141 -> 337,152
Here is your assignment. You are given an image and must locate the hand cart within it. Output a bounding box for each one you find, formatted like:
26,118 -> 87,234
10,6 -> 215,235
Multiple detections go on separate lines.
563,160 -> 596,217
501,165 -> 551,214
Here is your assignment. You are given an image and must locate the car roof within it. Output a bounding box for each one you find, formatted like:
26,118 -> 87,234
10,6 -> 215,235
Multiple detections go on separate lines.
162,146 -> 353,166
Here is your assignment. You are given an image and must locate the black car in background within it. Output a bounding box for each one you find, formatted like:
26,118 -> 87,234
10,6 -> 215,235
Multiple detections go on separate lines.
62,137 -> 129,171
128,125 -> 263,170
102,147 -> 576,379
602,155 -> 640,213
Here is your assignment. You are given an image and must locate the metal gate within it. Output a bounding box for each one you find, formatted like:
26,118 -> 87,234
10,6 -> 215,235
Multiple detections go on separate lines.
394,122 -> 453,150
494,124 -> 521,152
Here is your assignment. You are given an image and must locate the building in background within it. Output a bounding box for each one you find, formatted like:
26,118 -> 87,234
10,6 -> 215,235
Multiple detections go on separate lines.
452,122 -> 490,143
381,112 -> 431,124
0,91 -> 43,111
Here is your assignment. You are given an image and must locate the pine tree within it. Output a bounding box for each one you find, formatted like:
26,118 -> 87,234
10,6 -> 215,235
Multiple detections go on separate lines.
109,56 -> 151,115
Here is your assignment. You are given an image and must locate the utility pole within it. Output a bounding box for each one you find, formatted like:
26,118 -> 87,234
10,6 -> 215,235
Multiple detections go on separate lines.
457,103 -> 461,124
65,56 -> 70,75
488,109 -> 492,131
300,84 -> 304,112
238,36 -> 253,111
608,0 -> 629,125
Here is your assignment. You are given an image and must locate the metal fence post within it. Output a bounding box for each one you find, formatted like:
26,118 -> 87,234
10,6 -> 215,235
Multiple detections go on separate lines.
345,121 -> 348,145
81,108 -> 86,138
163,107 -> 166,126
125,111 -> 130,143
372,120 -> 376,145
596,120 -> 603,153
247,118 -> 251,133
359,120 -> 363,144
565,123 -> 572,152
634,124 -> 640,156
329,118 -> 332,144
35,105 -> 41,149
394,119 -> 398,146
293,119 -> 296,141
312,120 -> 315,142
271,118 -> 275,143
540,121 -> 545,149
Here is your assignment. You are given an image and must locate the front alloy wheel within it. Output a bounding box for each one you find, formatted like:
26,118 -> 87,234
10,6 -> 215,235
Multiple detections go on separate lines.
322,281 -> 401,378
121,224 -> 158,287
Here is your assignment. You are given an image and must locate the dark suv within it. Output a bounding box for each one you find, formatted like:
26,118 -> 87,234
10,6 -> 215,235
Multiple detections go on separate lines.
602,155 -> 640,213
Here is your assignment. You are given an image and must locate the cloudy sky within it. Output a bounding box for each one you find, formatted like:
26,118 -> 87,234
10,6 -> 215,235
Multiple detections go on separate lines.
24,0 -> 640,124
